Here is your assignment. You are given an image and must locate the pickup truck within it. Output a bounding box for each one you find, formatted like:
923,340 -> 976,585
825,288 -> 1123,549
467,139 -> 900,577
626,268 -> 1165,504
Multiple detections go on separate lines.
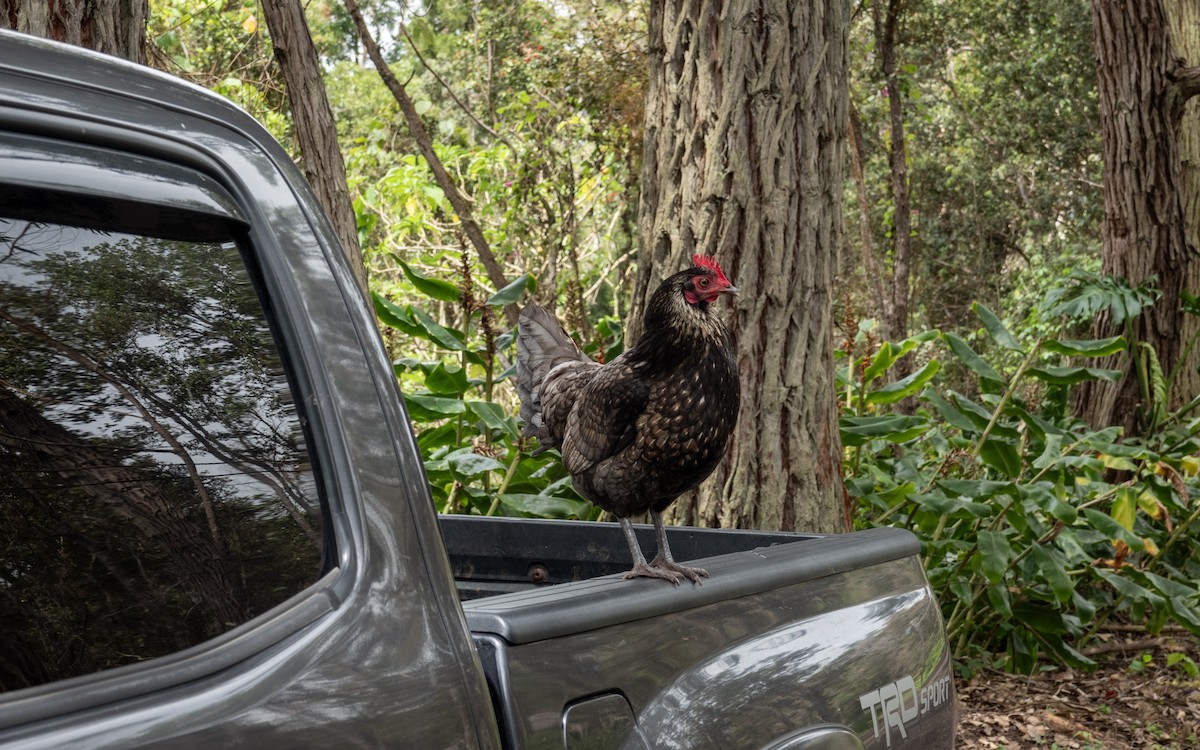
0,29 -> 956,749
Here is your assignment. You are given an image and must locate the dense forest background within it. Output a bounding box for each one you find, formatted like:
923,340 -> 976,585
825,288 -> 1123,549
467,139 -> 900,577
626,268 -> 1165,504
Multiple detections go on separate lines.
6,0 -> 1200,676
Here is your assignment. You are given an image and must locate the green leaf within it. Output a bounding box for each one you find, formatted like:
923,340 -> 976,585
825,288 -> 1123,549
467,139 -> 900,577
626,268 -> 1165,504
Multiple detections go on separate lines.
923,388 -> 977,432
1168,597 -> 1200,633
1013,601 -> 1069,635
372,291 -> 422,335
396,257 -> 462,303
447,451 -> 505,478
867,360 -> 941,405
466,400 -> 513,432
1111,487 -> 1137,530
977,530 -> 1011,584
1026,365 -> 1123,385
839,415 -> 929,446
485,273 -> 535,306
987,582 -> 1013,619
1081,508 -> 1144,550
497,493 -> 591,519
1094,569 -> 1163,606
912,492 -> 994,518
1030,545 -> 1074,603
425,363 -> 470,395
410,307 -> 467,351
936,479 -> 1017,499
403,393 -> 468,421
1042,336 -> 1126,357
1139,571 -> 1198,600
943,332 -> 1004,385
973,302 -> 1023,351
980,438 -> 1021,478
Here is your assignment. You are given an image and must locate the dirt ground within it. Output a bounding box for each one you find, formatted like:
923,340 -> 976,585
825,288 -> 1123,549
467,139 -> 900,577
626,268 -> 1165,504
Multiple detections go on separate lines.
956,630 -> 1200,749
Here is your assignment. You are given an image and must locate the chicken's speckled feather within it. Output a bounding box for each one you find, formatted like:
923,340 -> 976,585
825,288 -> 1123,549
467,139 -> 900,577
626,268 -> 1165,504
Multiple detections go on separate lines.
515,264 -> 739,521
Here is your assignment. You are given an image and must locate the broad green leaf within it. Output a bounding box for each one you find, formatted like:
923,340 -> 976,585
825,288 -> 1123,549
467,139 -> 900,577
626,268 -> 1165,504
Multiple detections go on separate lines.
396,257 -> 462,303
1013,601 -> 1069,634
1008,629 -> 1038,675
987,582 -> 1013,619
1094,569 -> 1163,605
1111,487 -> 1137,530
1030,545 -> 1074,603
867,360 -> 942,405
980,438 -> 1021,478
425,362 -> 470,395
973,302 -> 1023,351
403,393 -> 468,421
860,334 -> 937,384
1168,597 -> 1200,633
1042,336 -> 1126,357
977,530 -> 1011,583
1138,571 -> 1198,600
1026,365 -> 1123,385
1022,483 -> 1077,524
485,273 -> 535,306
1081,508 -> 1144,550
373,291 -> 423,335
1072,590 -> 1096,624
936,479 -> 1017,498
943,332 -> 1004,385
448,451 -> 505,478
922,388 -> 977,432
912,492 -> 993,518
411,307 -> 467,351
498,493 -> 591,519
466,400 -> 513,432
839,415 -> 929,446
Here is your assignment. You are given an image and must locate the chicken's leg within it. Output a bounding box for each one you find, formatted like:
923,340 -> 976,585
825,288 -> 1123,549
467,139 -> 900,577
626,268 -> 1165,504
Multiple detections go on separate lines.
619,517 -> 688,584
647,510 -> 708,584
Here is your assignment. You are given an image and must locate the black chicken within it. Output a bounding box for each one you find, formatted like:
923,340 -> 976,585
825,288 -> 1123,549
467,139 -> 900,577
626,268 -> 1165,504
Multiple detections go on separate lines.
516,255 -> 740,583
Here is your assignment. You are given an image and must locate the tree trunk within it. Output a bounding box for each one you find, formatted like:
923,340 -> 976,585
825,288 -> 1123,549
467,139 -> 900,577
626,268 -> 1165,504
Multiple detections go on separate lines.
1080,0 -> 1200,433
2,0 -> 147,63
1165,0 -> 1200,409
636,0 -> 848,533
874,0 -> 913,349
260,0 -> 369,301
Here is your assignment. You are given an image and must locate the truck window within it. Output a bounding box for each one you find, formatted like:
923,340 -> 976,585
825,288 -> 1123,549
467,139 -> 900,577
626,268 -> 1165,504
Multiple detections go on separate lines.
0,186 -> 322,691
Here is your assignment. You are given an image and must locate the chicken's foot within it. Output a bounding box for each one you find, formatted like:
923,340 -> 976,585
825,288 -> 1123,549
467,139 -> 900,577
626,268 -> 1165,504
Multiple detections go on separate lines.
618,516 -> 687,584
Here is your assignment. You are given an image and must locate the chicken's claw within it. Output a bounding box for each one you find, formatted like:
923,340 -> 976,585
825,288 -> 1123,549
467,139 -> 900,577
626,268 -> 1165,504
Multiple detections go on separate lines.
623,561 -> 685,585
650,557 -> 708,585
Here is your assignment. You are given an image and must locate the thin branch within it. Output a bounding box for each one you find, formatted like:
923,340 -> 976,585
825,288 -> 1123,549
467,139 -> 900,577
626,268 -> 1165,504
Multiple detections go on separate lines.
397,21 -> 517,153
342,0 -> 518,324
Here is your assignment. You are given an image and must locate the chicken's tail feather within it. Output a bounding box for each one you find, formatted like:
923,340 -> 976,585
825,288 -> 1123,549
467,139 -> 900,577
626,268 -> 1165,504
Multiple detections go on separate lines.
516,305 -> 592,445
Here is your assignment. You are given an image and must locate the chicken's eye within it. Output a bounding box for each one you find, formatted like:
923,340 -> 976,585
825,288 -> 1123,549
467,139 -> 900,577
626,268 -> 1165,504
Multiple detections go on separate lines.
697,276 -> 711,288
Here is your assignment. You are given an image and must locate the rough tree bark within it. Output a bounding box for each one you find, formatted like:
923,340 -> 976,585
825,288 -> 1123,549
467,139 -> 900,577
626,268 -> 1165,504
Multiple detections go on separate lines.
1165,1 -> 1200,408
2,0 -> 147,63
261,0 -> 370,301
873,0 -> 913,349
635,0 -> 848,533
1079,0 -> 1200,434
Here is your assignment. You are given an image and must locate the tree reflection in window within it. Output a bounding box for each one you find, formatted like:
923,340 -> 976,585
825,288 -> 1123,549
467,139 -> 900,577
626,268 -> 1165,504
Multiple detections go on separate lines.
0,217 -> 322,692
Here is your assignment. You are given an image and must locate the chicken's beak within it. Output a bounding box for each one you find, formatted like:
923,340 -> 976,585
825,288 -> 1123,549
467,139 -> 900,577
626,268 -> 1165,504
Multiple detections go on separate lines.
722,285 -> 739,296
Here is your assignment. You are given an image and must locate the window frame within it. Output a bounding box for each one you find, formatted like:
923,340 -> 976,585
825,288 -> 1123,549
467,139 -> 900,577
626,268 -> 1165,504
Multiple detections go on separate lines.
0,115 -> 354,732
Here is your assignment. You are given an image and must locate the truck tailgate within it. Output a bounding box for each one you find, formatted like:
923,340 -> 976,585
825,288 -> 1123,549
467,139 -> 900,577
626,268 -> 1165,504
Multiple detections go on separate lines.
455,523 -> 957,749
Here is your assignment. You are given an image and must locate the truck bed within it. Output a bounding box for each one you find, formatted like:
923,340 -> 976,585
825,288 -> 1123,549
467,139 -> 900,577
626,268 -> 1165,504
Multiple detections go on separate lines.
439,516 -> 956,749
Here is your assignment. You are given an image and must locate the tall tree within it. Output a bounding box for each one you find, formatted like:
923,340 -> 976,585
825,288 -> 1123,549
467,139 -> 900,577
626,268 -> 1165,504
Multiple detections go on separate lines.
636,0 -> 849,533
2,0 -> 147,62
260,0 -> 369,299
1080,0 -> 1200,434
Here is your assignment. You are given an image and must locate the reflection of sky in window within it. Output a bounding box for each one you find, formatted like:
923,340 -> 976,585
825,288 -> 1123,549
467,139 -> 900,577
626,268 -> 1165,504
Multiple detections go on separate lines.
0,217 -> 314,513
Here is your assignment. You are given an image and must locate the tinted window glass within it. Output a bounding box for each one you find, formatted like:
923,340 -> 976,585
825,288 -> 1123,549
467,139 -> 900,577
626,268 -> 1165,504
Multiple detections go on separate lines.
0,212 -> 322,691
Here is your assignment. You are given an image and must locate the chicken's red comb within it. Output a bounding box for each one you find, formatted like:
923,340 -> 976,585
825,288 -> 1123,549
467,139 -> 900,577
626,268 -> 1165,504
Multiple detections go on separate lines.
692,254 -> 731,285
